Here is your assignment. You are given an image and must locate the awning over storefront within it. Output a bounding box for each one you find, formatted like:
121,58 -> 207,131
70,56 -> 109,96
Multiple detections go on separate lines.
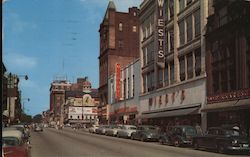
141,104 -> 200,119
202,98 -> 250,112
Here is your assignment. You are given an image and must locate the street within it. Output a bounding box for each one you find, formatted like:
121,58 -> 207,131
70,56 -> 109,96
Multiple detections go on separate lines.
30,128 -> 249,157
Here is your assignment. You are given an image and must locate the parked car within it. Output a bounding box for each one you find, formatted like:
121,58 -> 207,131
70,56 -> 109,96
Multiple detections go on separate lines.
131,125 -> 159,142
89,125 -> 99,133
117,125 -> 137,138
2,129 -> 30,157
158,125 -> 197,147
105,125 -> 122,136
95,125 -> 109,135
10,125 -> 30,140
192,126 -> 250,154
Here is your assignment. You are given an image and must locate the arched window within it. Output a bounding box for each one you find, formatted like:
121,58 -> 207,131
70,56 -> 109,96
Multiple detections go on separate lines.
119,23 -> 123,31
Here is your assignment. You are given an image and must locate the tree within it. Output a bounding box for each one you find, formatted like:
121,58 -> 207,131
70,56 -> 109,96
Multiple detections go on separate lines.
33,114 -> 42,123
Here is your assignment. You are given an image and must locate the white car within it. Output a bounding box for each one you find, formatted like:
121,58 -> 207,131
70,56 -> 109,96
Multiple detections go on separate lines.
117,125 -> 137,138
95,125 -> 109,135
88,125 -> 99,133
105,125 -> 123,136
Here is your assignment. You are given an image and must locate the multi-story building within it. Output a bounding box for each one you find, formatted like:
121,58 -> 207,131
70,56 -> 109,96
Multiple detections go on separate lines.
139,0 -> 208,130
203,0 -> 250,131
98,1 -> 140,123
108,59 -> 141,124
49,78 -> 71,123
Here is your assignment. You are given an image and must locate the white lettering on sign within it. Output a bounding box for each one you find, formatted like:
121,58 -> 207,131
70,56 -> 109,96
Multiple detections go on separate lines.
157,0 -> 165,63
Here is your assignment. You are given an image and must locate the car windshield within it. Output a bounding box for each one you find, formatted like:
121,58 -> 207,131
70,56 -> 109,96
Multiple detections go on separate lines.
185,127 -> 197,136
2,137 -> 20,147
129,127 -> 136,130
224,129 -> 240,136
145,127 -> 156,130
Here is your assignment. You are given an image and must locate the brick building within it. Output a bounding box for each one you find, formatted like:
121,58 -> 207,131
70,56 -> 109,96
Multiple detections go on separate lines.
98,1 -> 140,123
203,0 -> 250,131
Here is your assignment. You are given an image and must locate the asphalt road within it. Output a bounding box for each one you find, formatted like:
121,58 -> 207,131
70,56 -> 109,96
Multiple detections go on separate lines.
30,128 -> 249,157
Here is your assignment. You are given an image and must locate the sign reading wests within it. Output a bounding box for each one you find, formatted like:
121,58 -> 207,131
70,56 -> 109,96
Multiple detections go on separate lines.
157,0 -> 165,66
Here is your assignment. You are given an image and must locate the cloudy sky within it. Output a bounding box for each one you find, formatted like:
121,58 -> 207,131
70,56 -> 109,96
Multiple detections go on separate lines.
3,0 -> 143,116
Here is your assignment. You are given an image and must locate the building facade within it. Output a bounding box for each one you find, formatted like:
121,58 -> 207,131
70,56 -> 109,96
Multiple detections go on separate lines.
139,0 -> 208,130
98,1 -> 140,123
108,59 -> 141,125
203,0 -> 250,132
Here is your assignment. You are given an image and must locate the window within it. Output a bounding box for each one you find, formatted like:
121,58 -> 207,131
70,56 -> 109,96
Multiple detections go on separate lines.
77,116 -> 80,119
159,96 -> 162,105
169,0 -> 174,18
186,0 -> 192,6
164,63 -> 169,86
195,49 -> 201,76
170,61 -> 174,84
143,47 -> 147,66
133,12 -> 137,16
194,9 -> 201,36
158,68 -> 163,88
118,23 -> 123,31
179,56 -> 185,81
132,26 -> 137,32
179,0 -> 185,12
123,79 -> 126,99
132,75 -> 135,97
118,40 -> 123,48
169,28 -> 174,50
187,53 -> 193,79
128,77 -> 130,98
143,75 -> 147,93
186,15 -> 193,42
179,20 -> 185,46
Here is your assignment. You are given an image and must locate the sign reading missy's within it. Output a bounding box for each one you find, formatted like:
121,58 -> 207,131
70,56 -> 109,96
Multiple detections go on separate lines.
157,0 -> 165,66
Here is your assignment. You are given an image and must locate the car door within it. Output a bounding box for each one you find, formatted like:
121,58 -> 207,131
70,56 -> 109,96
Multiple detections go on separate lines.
135,126 -> 143,140
206,128 -> 218,149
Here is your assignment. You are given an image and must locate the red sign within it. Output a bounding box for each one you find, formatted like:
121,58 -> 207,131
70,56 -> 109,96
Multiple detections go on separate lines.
115,63 -> 121,100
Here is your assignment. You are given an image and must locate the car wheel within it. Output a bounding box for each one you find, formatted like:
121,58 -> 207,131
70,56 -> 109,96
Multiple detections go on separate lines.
193,141 -> 199,150
131,134 -> 135,140
141,136 -> 146,142
174,140 -> 181,147
217,144 -> 225,154
159,138 -> 164,145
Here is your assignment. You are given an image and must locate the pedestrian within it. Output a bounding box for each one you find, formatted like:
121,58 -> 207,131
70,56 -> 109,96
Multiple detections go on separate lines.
195,123 -> 203,135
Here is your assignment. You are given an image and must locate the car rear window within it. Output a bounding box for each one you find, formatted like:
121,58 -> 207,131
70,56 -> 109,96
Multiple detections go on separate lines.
2,137 -> 20,147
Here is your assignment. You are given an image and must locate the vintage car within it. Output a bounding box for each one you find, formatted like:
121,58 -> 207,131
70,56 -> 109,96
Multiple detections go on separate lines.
158,125 -> 197,147
2,129 -> 30,157
105,125 -> 123,136
117,125 -> 137,138
131,125 -> 159,142
88,125 -> 99,133
95,125 -> 110,135
192,126 -> 250,154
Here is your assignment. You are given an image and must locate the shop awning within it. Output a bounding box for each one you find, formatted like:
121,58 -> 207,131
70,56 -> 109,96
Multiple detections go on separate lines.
202,98 -> 250,112
141,105 -> 200,119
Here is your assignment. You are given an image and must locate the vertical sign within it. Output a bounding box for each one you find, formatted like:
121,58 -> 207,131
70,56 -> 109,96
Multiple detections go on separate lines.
115,63 -> 121,100
157,0 -> 165,66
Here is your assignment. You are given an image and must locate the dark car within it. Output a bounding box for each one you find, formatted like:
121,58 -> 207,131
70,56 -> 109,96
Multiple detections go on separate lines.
158,125 -> 197,147
131,125 -> 159,142
192,127 -> 250,154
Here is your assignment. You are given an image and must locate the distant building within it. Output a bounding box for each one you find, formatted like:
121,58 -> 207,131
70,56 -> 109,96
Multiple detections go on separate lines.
98,1 -> 140,124
203,0 -> 250,130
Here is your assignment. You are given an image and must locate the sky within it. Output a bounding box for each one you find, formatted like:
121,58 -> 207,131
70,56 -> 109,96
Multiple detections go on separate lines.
3,0 -> 143,116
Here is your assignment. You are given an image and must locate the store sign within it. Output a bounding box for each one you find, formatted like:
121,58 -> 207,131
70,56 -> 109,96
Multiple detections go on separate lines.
68,106 -> 97,115
115,63 -> 121,100
157,0 -> 165,65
